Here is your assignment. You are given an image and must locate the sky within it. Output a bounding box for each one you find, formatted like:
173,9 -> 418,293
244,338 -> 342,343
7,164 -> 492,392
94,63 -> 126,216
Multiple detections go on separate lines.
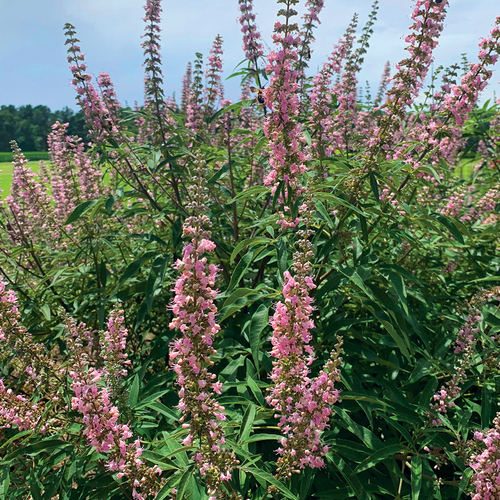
0,0 -> 499,111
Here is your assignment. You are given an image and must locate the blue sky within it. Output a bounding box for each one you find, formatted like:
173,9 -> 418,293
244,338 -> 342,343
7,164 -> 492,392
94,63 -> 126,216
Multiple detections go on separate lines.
0,0 -> 498,111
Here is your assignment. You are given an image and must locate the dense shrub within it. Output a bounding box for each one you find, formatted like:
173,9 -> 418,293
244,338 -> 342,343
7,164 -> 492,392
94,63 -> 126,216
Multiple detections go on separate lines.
1,0 -> 500,499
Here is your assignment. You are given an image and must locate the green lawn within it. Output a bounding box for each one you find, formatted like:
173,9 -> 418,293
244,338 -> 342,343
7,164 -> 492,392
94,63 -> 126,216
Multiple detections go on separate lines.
0,161 -> 40,198
0,162 -> 13,197
0,156 -> 478,200
455,158 -> 477,179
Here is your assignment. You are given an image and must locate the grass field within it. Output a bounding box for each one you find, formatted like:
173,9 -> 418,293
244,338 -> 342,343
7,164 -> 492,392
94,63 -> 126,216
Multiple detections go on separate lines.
0,161 -> 40,198
0,156 -> 477,199
455,158 -> 477,179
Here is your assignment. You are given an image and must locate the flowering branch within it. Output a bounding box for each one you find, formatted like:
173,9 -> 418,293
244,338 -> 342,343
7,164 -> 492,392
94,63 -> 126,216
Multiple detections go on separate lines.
169,152 -> 240,500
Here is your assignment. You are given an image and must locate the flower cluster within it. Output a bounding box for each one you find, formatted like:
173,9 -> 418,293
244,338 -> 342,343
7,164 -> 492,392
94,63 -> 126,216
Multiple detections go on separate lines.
308,15 -> 356,166
48,121 -> 105,220
441,17 -> 500,128
469,411 -> 500,500
263,0 -> 308,203
169,153 -> 239,500
204,35 -> 225,115
0,378 -> 42,431
238,0 -> 264,66
296,0 -> 324,79
267,264 -> 342,475
64,313 -> 164,500
64,23 -> 114,142
267,193 -> 343,477
4,142 -> 55,246
97,71 -> 124,135
0,278 -> 60,431
366,0 -> 447,164
373,61 -> 391,108
141,0 -> 164,105
101,308 -> 132,394
181,62 -> 192,114
429,287 -> 500,425
186,53 -> 205,133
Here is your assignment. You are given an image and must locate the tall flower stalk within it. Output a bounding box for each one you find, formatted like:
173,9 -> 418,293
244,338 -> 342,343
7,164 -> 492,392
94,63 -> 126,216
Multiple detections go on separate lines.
64,24 -> 114,142
186,53 -> 205,133
373,61 -> 391,108
181,62 -> 192,114
4,142 -> 56,246
0,278 -> 57,431
267,194 -> 343,478
263,0 -> 307,208
429,288 -> 500,425
469,411 -> 500,500
238,0 -> 264,71
308,15 -> 357,172
204,35 -> 225,117
365,0 -> 448,166
169,152 -> 240,500
141,0 -> 166,145
296,0 -> 324,80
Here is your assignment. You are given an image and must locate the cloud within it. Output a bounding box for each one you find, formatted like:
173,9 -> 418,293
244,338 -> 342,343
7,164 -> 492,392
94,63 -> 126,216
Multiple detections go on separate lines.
0,0 -> 498,111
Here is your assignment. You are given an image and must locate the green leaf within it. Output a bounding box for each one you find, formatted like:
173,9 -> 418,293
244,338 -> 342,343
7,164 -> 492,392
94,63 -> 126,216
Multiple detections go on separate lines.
302,129 -> 312,146
227,248 -> 264,291
29,469 -> 42,500
2,440 -> 73,465
481,385 -> 492,428
115,252 -> 156,292
40,304 -> 51,321
175,466 -> 194,499
230,237 -> 271,265
65,199 -> 99,224
315,200 -> 334,229
255,136 -> 267,154
369,172 -> 380,201
129,374 -> 140,407
315,192 -> 366,216
222,288 -> 259,308
155,469 -> 186,500
411,456 -> 422,500
140,402 -> 180,422
140,450 -> 177,471
328,455 -> 371,500
243,467 -> 298,500
352,444 -> 403,474
238,403 -> 256,445
359,214 -> 369,243
246,375 -> 265,406
430,214 -> 466,244
206,101 -> 244,124
0,468 -> 9,500
249,304 -> 269,373
208,162 -> 230,184
457,468 -> 473,500
241,433 -> 280,444
230,185 -> 270,203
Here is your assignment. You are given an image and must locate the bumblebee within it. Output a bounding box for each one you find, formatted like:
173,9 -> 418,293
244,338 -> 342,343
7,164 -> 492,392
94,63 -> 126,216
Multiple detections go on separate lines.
250,86 -> 265,105
73,73 -> 86,83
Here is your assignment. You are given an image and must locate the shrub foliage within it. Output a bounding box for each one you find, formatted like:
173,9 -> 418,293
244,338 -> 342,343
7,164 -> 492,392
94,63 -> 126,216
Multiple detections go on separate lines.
1,0 -> 500,499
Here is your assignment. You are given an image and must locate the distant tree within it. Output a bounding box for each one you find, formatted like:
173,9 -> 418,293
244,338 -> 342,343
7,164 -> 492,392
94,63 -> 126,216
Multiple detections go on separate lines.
0,105 -> 89,152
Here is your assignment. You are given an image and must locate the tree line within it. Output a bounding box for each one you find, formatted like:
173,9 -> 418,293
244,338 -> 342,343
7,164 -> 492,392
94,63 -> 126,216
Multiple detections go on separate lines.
0,105 -> 88,152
